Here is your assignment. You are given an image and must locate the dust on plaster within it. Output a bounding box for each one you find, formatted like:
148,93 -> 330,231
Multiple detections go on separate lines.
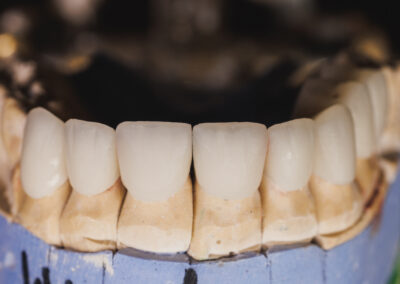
82,253 -> 114,276
0,251 -> 16,269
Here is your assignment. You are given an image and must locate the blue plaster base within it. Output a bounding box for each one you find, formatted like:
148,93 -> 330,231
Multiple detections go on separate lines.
1,171 -> 399,284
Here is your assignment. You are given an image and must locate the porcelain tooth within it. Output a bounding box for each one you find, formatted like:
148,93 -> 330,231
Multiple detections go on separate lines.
20,107 -> 67,199
116,121 -> 192,202
65,119 -> 119,196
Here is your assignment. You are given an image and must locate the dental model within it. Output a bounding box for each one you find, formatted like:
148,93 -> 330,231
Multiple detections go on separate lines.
261,118 -> 318,247
310,104 -> 363,235
335,82 -> 379,203
188,122 -> 267,260
0,59 -> 397,262
60,119 -> 125,252
16,107 -> 70,245
0,92 -> 26,217
116,122 -> 193,253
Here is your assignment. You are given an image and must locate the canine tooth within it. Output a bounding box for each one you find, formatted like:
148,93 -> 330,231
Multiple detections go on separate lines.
265,118 -> 314,191
116,121 -> 192,202
311,105 -> 363,234
336,82 -> 379,202
313,105 -> 356,185
261,118 -> 317,246
193,122 -> 268,200
65,119 -> 119,196
336,82 -> 375,158
357,69 -> 388,139
20,107 -> 67,199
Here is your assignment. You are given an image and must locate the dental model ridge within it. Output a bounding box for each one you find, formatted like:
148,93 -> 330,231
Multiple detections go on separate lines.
0,57 -> 400,283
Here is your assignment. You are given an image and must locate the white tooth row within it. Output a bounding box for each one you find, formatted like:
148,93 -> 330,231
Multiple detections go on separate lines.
18,69 -> 389,254
20,70 -> 387,200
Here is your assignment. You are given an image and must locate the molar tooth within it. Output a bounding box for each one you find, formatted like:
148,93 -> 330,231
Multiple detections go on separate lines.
336,82 -> 375,158
20,107 -> 67,199
357,69 -> 389,139
261,118 -> 317,246
193,122 -> 268,200
265,118 -> 315,191
116,121 -> 192,202
65,119 -> 119,196
313,105 -> 356,185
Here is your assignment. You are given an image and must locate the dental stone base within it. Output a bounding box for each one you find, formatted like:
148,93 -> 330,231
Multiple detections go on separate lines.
60,179 -> 125,252
117,178 -> 193,254
261,180 -> 318,247
1,169 -> 398,283
316,173 -> 388,249
14,167 -> 71,246
310,175 -> 363,235
1,97 -> 26,168
356,157 -> 380,203
188,183 -> 262,261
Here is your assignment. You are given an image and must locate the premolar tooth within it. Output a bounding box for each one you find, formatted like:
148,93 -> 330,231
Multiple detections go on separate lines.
357,69 -> 389,139
116,121 -> 192,202
336,82 -> 375,158
265,118 -> 315,191
65,119 -> 119,196
313,105 -> 356,185
193,122 -> 268,199
20,107 -> 67,199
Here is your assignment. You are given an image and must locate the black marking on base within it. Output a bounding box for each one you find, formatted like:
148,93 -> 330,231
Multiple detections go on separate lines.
33,278 -> 41,284
22,251 -> 30,284
65,280 -> 73,284
183,268 -> 198,284
42,267 -> 51,284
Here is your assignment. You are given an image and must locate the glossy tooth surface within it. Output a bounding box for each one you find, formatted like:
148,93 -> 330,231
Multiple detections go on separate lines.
193,122 -> 268,200
336,82 -> 376,158
20,107 -> 67,199
116,121 -> 192,202
65,119 -> 119,196
314,105 -> 356,185
265,118 -> 315,191
358,70 -> 388,138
